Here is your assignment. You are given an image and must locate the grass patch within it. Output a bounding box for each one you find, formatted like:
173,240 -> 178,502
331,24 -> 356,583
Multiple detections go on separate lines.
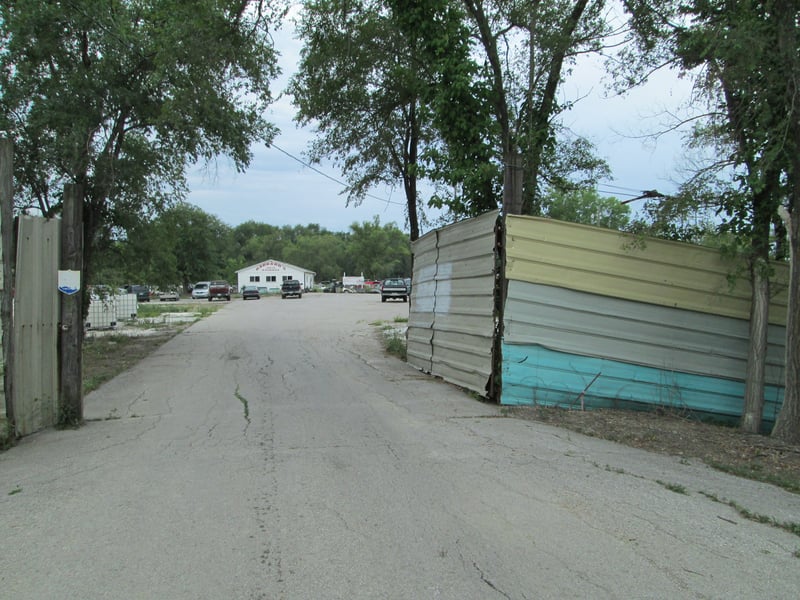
372,320 -> 407,360
136,304 -> 191,317
700,491 -> 800,538
707,460 -> 800,494
604,464 -> 627,475
656,480 -> 688,495
136,303 -> 220,319
0,419 -> 14,451
384,331 -> 407,360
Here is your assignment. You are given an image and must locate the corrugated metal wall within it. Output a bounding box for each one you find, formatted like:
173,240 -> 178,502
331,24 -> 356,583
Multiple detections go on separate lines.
12,216 -> 60,435
501,280 -> 785,422
501,216 -> 788,424
505,216 -> 789,324
408,211 -> 499,396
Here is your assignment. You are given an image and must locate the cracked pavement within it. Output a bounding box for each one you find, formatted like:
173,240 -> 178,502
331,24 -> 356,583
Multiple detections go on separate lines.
1,294 -> 799,599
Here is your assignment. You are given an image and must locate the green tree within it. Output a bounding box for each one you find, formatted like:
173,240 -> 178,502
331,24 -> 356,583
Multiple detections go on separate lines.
623,0 -> 800,441
290,0 -> 437,240
543,188 -> 630,230
0,0 -> 281,289
346,217 -> 411,279
284,232 -> 348,282
94,204 -> 232,289
626,175 -> 724,245
396,0 -> 612,216
154,204 -> 233,289
389,0 -> 501,220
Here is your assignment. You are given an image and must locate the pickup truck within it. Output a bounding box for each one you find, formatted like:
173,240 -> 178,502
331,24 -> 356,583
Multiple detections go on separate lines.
281,279 -> 302,299
208,280 -> 231,301
380,278 -> 408,302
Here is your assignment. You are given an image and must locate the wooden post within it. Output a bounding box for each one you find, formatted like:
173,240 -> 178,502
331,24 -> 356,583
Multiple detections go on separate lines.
59,183 -> 84,425
0,138 -> 14,429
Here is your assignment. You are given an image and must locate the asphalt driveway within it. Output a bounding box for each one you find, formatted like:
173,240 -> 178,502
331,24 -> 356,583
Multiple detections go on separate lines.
1,293 -> 799,599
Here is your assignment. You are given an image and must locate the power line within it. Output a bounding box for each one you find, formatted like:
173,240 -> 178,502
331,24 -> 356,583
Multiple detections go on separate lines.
270,143 -> 664,207
598,183 -> 650,194
269,143 -> 406,207
597,187 -> 643,198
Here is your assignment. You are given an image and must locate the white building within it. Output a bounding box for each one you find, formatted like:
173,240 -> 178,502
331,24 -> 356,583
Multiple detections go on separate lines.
235,259 -> 316,294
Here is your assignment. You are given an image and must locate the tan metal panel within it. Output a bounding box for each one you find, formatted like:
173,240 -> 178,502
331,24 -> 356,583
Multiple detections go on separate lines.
504,280 -> 785,385
12,216 -> 60,435
506,215 -> 789,325
408,212 -> 498,395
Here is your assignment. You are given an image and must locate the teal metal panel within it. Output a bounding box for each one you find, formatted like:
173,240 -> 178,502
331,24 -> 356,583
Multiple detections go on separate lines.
500,344 -> 784,425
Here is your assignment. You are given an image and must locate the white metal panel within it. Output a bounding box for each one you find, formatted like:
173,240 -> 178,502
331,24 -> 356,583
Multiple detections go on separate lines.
114,293 -> 138,320
408,211 -> 498,396
85,297 -> 118,329
12,216 -> 60,436
504,279 -> 786,385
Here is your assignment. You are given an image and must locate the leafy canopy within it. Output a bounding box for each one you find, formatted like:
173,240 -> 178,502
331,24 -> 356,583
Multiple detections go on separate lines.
0,0 -> 283,271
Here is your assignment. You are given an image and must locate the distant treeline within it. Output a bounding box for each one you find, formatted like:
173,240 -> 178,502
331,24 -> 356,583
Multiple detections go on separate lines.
93,203 -> 411,290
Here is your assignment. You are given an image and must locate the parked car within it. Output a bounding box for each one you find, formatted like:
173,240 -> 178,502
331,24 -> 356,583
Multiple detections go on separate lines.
241,285 -> 260,300
125,284 -> 151,303
381,278 -> 408,303
158,288 -> 180,301
192,281 -> 210,299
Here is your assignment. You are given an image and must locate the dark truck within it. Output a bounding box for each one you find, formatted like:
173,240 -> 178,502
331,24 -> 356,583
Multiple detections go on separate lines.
281,279 -> 302,299
208,280 -> 231,301
125,284 -> 151,302
380,278 -> 408,302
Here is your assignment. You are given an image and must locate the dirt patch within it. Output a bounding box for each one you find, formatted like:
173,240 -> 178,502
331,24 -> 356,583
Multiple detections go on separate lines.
83,331 -> 178,395
507,405 -> 800,493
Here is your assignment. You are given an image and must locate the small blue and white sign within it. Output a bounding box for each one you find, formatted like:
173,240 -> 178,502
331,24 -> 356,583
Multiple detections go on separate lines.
58,270 -> 81,295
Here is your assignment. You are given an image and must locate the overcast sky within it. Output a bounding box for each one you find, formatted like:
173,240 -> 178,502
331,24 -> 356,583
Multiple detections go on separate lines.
186,13 -> 698,237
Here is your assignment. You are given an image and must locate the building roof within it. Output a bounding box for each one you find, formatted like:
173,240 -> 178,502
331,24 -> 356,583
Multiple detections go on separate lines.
235,259 -> 316,275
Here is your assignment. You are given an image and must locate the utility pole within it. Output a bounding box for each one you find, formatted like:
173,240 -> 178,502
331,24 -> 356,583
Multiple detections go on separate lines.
59,183 -> 83,425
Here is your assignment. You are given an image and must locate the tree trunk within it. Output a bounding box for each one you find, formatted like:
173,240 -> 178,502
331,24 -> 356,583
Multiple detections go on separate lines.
772,206 -> 800,443
405,101 -> 420,242
771,0 -> 800,444
521,0 -> 590,216
741,257 -> 769,432
503,153 -> 524,215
